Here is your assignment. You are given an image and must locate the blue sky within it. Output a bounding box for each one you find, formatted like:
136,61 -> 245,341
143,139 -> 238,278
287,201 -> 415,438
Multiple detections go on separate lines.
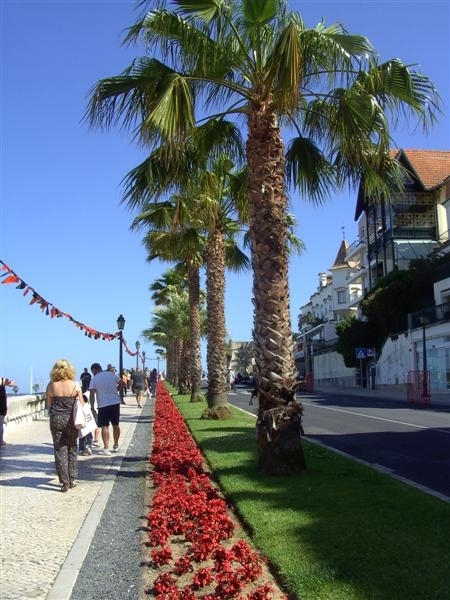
1,1 -> 449,393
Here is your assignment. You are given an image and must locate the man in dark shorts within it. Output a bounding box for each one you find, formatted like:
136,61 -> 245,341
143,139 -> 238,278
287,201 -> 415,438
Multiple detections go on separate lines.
130,367 -> 148,408
89,363 -> 122,455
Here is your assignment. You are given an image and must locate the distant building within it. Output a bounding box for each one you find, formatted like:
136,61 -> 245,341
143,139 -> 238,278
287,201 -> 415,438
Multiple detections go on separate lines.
297,149 -> 450,391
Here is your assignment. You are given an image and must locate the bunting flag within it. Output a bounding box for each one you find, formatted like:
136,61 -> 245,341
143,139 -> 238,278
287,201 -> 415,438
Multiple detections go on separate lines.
0,259 -> 139,355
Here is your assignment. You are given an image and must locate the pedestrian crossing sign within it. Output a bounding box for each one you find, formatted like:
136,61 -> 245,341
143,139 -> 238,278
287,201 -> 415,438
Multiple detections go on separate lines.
355,348 -> 367,359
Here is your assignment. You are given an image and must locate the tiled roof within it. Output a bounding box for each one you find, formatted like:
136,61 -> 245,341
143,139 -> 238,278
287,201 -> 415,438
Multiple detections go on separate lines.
355,148 -> 450,219
397,149 -> 450,190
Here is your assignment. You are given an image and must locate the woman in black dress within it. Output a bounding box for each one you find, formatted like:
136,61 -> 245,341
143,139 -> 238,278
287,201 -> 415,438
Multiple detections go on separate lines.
46,359 -> 84,492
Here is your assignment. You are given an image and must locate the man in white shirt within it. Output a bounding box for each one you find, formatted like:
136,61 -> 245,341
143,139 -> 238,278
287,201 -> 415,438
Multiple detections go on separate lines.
89,363 -> 124,455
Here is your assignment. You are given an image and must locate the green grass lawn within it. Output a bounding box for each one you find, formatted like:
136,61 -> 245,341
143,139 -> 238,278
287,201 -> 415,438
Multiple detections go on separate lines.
171,392 -> 450,600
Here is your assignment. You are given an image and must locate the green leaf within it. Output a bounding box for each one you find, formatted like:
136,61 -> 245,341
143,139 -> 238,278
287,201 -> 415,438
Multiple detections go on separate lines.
175,0 -> 222,22
243,0 -> 278,25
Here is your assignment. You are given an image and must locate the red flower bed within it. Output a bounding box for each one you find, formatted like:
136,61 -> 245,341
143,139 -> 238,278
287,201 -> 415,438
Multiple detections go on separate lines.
145,385 -> 287,599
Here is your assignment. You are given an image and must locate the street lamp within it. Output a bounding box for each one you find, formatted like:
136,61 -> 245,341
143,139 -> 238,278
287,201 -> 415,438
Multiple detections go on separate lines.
117,314 -> 125,404
142,351 -> 146,370
420,313 -> 430,401
135,340 -> 141,370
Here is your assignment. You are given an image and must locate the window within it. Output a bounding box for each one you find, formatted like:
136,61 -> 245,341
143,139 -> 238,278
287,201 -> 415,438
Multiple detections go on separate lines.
337,290 -> 346,304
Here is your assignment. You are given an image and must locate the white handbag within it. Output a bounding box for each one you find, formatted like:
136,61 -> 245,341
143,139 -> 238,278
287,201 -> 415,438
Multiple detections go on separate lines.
79,402 -> 97,438
73,400 -> 86,430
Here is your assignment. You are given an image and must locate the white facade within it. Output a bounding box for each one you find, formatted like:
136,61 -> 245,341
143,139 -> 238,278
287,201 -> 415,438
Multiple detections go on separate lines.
297,149 -> 450,390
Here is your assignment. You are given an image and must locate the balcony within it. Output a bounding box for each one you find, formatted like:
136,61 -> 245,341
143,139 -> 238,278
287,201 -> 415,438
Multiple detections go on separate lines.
345,238 -> 366,261
409,302 -> 450,329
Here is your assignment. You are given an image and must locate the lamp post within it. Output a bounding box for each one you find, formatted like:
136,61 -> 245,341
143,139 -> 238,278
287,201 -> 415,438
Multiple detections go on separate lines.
142,351 -> 146,370
135,340 -> 141,370
117,314 -> 125,404
420,313 -> 430,401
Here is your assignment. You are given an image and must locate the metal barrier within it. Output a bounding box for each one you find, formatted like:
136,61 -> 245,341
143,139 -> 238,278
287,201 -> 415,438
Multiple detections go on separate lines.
407,371 -> 431,405
305,372 -> 314,392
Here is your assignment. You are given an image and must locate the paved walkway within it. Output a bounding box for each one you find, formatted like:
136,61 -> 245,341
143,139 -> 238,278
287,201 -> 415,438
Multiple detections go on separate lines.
0,396 -> 151,600
2,384 -> 449,600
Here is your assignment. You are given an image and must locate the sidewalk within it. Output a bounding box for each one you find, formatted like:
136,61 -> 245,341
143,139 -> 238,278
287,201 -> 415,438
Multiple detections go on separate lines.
0,395 -> 153,600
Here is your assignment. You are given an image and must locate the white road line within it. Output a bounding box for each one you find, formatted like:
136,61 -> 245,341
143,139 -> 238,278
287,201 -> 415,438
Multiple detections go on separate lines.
302,401 -> 450,434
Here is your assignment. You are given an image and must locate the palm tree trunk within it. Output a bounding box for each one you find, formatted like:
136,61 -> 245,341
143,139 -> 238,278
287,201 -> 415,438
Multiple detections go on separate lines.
247,104 -> 306,473
171,337 -> 182,388
178,339 -> 190,395
204,229 -> 231,418
187,263 -> 203,402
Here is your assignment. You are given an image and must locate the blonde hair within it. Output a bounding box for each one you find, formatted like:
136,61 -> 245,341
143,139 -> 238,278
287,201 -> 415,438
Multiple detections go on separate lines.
50,359 -> 76,382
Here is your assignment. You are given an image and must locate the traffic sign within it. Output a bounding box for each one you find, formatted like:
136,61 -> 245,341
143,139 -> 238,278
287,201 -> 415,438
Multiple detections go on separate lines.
355,348 -> 367,359
366,348 -> 376,357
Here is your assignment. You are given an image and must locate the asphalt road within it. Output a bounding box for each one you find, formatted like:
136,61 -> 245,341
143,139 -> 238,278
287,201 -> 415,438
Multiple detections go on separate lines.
228,386 -> 450,501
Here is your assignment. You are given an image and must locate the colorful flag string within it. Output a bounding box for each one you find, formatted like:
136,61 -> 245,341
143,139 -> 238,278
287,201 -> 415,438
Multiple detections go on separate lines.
0,259 -> 138,356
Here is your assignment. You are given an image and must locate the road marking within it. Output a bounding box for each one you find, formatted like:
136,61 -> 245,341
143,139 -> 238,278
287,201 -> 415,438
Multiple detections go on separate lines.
301,401 -> 450,434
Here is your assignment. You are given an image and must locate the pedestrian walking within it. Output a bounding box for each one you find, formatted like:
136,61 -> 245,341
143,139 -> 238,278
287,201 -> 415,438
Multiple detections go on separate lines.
0,376 -> 15,447
149,368 -> 158,398
130,367 -> 148,408
89,363 -> 122,455
80,367 -> 91,393
46,359 -> 84,492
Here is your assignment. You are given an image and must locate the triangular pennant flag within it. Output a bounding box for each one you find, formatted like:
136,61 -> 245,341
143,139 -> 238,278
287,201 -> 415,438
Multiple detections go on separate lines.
1,258 -> 120,342
39,299 -> 49,311
29,293 -> 40,305
2,275 -> 19,285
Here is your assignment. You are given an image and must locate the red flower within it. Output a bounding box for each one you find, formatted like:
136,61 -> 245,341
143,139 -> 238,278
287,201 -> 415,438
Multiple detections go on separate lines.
192,566 -> 214,589
173,556 -> 194,576
248,583 -> 277,600
146,387 -> 284,599
153,572 -> 177,595
151,546 -> 173,566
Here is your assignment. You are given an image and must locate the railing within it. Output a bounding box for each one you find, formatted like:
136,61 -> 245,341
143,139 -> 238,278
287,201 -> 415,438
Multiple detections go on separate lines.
5,394 -> 47,426
409,302 -> 450,329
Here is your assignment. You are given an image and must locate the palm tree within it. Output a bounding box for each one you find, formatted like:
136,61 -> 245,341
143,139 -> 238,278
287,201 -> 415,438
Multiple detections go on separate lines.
232,341 -> 255,375
148,265 -> 204,398
135,206 -> 206,399
132,156 -> 250,413
87,0 -> 440,473
143,291 -> 192,388
122,120 -> 249,413
149,267 -> 188,305
189,157 -> 250,415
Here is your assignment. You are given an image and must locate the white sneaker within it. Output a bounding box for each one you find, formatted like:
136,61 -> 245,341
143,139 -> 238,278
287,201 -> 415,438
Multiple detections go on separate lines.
112,445 -> 119,453
100,448 -> 112,456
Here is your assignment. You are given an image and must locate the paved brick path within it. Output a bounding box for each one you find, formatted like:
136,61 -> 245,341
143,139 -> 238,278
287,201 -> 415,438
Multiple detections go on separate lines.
0,399 -> 145,600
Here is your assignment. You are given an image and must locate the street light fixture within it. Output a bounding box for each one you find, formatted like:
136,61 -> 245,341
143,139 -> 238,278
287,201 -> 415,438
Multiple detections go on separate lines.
135,340 -> 141,370
142,351 -> 146,370
420,313 -> 430,401
117,314 -> 125,404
